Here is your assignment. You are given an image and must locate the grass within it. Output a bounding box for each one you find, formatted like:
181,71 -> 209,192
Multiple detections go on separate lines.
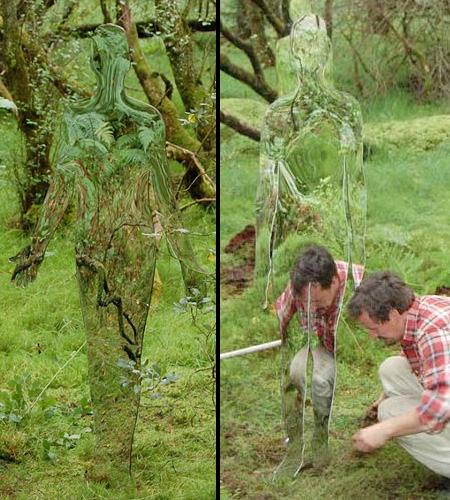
0,113 -> 216,499
220,81 -> 450,497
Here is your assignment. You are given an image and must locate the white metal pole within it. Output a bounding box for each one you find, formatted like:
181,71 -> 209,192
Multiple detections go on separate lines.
220,339 -> 282,360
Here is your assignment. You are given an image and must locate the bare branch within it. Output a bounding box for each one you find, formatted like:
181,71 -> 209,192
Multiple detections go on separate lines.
220,52 -> 277,102
180,198 -> 216,211
220,109 -> 261,141
341,32 -> 378,83
220,20 -> 264,79
248,0 -> 287,36
65,19 -> 216,38
382,16 -> 430,75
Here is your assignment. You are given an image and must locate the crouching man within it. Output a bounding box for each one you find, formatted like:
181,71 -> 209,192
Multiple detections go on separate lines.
347,270 -> 450,483
276,245 -> 363,464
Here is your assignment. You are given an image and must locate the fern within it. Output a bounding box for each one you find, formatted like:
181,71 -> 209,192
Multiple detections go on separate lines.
138,126 -> 155,152
116,132 -> 139,150
66,111 -> 106,143
78,138 -> 109,156
95,121 -> 115,146
121,148 -> 148,165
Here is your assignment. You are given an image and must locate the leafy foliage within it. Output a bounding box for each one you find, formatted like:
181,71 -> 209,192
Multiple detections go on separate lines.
0,97 -> 17,111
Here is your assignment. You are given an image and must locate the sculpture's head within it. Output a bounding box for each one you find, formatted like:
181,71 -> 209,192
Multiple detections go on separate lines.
289,0 -> 312,22
90,24 -> 131,81
290,15 -> 330,77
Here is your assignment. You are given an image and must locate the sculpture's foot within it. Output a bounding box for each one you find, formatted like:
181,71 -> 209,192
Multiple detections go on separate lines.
84,449 -> 134,489
312,411 -> 331,470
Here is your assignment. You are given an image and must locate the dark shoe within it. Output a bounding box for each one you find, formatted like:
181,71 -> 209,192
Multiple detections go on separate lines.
431,478 -> 450,499
436,489 -> 450,499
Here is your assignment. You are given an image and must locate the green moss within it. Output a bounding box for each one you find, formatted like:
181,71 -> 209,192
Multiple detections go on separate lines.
364,114 -> 450,155
221,98 -> 267,129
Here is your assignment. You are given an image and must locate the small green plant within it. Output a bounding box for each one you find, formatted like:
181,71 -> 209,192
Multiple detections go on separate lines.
173,289 -> 216,402
117,358 -> 182,400
0,374 -> 42,424
42,429 -> 89,461
69,396 -> 93,419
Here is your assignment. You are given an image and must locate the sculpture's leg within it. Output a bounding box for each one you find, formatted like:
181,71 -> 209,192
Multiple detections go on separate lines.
310,346 -> 335,469
274,329 -> 311,479
76,231 -> 156,482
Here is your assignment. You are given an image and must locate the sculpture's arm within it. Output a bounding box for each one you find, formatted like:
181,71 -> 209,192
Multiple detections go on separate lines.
150,145 -> 208,295
10,167 -> 74,287
255,138 -> 280,309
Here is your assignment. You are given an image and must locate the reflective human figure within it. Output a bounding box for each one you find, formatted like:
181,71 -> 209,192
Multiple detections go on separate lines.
10,25 -> 205,479
255,14 -> 365,308
275,0 -> 333,96
275,246 -> 364,478
254,15 -> 366,477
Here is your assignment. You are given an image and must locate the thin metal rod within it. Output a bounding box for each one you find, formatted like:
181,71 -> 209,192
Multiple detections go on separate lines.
220,340 -> 282,360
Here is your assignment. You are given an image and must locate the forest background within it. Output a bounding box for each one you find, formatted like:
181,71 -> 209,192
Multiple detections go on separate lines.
220,1 -> 450,499
0,1 -> 216,499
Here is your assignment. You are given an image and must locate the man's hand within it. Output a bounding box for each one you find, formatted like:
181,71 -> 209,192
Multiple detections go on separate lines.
360,391 -> 387,427
9,245 -> 44,288
353,423 -> 390,453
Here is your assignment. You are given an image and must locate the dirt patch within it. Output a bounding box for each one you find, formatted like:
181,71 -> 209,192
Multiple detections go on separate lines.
221,224 -> 256,292
252,436 -> 284,466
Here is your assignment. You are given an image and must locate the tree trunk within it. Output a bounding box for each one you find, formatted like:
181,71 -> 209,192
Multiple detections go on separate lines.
324,0 -> 333,40
154,0 -> 216,154
1,0 -> 52,227
117,1 -> 216,202
237,0 -> 275,67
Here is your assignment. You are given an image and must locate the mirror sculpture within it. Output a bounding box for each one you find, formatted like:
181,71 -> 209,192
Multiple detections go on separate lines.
10,24 -> 205,478
254,15 -> 366,477
275,0 -> 333,96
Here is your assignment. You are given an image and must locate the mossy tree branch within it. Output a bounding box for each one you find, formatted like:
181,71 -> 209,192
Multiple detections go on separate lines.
220,52 -> 277,103
220,109 -> 261,142
117,0 -> 216,202
154,0 -> 216,153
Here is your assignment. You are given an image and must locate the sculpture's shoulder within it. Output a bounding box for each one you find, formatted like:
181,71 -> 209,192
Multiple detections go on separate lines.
122,95 -> 164,123
62,97 -> 165,142
262,93 -> 298,134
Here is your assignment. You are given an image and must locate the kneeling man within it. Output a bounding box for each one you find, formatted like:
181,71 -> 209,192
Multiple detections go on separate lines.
348,270 -> 450,480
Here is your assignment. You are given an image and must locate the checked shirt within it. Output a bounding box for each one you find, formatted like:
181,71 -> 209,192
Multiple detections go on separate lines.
402,295 -> 450,433
276,261 -> 364,355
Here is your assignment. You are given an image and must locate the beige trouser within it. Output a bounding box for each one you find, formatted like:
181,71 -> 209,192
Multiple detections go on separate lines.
289,346 -> 335,417
378,355 -> 450,479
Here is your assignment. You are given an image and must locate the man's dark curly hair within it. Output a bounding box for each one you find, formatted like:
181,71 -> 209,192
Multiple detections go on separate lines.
291,245 -> 337,295
347,270 -> 414,322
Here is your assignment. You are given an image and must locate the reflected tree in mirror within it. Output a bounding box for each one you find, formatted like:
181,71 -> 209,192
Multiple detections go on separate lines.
10,24 -> 206,480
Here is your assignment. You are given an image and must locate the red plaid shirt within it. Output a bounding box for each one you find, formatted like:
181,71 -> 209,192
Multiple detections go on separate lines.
402,295 -> 450,433
276,261 -> 364,354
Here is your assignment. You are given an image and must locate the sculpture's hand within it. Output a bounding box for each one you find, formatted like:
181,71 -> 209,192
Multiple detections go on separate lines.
9,245 -> 44,288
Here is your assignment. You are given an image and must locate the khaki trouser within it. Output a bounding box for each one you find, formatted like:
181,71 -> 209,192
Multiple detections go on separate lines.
289,345 -> 335,417
378,355 -> 450,479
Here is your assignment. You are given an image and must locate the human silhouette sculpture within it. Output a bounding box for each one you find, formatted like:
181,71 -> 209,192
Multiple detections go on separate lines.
275,0 -> 334,95
254,15 -> 366,477
255,14 -> 365,309
10,24 -> 206,478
